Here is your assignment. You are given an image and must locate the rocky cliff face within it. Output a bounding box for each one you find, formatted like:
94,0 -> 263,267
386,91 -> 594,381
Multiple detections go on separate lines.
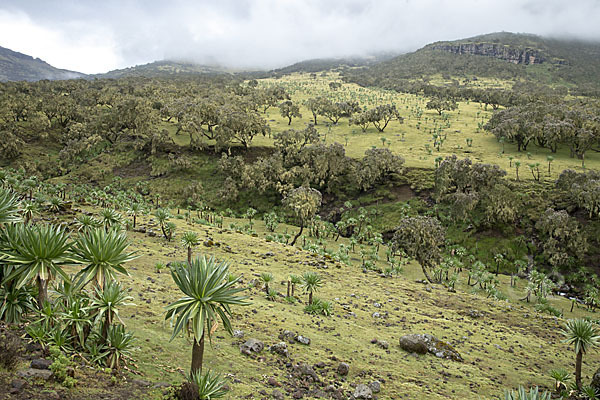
430,42 -> 563,65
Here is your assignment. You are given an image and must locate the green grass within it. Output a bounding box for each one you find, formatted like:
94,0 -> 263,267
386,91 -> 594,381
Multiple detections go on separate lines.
248,72 -> 599,180
54,205 -> 600,399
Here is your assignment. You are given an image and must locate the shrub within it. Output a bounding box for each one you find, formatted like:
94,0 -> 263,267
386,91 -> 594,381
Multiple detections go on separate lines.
503,386 -> 550,400
304,297 -> 332,317
49,346 -> 77,388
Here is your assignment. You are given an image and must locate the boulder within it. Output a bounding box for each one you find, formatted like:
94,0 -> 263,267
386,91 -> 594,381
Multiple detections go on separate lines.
30,359 -> 52,370
337,362 -> 350,376
240,338 -> 264,356
369,381 -> 381,394
399,334 -> 428,354
399,333 -> 462,361
296,335 -> 311,345
269,342 -> 289,357
353,384 -> 373,399
17,368 -> 53,380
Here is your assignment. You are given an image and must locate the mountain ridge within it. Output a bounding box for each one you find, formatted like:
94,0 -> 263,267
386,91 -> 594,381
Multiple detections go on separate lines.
0,45 -> 86,82
342,32 -> 600,95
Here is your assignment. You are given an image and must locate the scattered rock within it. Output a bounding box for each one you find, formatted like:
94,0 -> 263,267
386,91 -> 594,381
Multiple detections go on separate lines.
10,379 -> 26,394
467,309 -> 484,319
233,330 -> 244,338
294,363 -> 319,382
269,342 -> 289,357
240,338 -> 264,355
267,377 -> 281,387
296,335 -> 310,345
272,389 -> 285,400
369,381 -> 381,393
337,362 -> 350,376
279,330 -> 297,343
353,384 -> 373,399
17,368 -> 53,380
132,379 -> 151,387
399,333 -> 463,361
30,358 -> 52,370
399,334 -> 428,354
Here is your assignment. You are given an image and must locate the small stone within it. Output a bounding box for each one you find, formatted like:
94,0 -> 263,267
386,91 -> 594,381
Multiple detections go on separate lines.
272,389 -> 284,400
30,359 -> 52,370
378,340 -> 389,350
267,377 -> 281,387
269,342 -> 288,357
295,335 -> 310,345
369,381 -> 381,394
132,379 -> 151,387
233,330 -> 244,338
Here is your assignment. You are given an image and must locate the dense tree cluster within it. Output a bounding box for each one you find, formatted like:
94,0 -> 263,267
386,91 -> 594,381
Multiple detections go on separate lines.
485,99 -> 600,161
433,155 -> 521,225
0,77 -> 290,166
219,127 -> 404,199
304,96 -> 360,125
349,104 -> 403,132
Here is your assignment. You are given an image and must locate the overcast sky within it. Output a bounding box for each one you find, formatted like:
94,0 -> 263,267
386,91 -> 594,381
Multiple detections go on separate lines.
1,0 -> 599,74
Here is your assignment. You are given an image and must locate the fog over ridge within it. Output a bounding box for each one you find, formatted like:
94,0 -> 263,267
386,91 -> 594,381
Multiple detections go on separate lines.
1,0 -> 599,74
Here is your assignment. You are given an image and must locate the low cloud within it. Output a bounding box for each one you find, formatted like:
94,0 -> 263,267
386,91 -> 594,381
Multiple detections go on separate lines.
1,0 -> 599,74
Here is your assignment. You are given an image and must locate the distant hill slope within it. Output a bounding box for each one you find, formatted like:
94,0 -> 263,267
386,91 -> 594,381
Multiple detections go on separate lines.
270,53 -> 398,75
0,45 -> 86,82
94,60 -> 235,79
343,32 -> 600,95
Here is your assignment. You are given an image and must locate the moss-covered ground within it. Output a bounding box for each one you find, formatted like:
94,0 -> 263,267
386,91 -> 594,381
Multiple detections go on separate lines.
44,204 -> 600,400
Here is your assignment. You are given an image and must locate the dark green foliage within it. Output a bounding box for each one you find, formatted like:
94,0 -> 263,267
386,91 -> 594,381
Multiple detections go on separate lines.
391,216 -> 445,283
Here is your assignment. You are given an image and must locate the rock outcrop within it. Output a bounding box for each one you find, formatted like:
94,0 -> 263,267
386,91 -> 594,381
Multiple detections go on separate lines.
399,333 -> 463,361
430,42 -> 565,65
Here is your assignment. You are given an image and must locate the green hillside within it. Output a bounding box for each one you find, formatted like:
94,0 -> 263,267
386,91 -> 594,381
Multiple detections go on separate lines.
95,60 -> 237,79
0,45 -> 86,82
344,32 -> 600,95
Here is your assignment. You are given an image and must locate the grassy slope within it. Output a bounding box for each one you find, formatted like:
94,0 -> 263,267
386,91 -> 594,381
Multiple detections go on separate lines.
252,72 -> 599,181
55,205 -> 600,400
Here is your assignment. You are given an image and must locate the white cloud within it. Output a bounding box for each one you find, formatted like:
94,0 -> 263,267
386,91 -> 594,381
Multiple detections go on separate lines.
1,0 -> 599,74
0,9 -> 121,73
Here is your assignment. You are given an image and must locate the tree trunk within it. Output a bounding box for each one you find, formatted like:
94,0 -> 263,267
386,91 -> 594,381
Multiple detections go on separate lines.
576,349 -> 583,389
420,262 -> 435,284
191,335 -> 205,376
133,214 -> 136,228
290,222 -> 303,246
308,291 -> 313,305
287,281 -> 291,297
37,277 -> 48,309
187,247 -> 192,265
